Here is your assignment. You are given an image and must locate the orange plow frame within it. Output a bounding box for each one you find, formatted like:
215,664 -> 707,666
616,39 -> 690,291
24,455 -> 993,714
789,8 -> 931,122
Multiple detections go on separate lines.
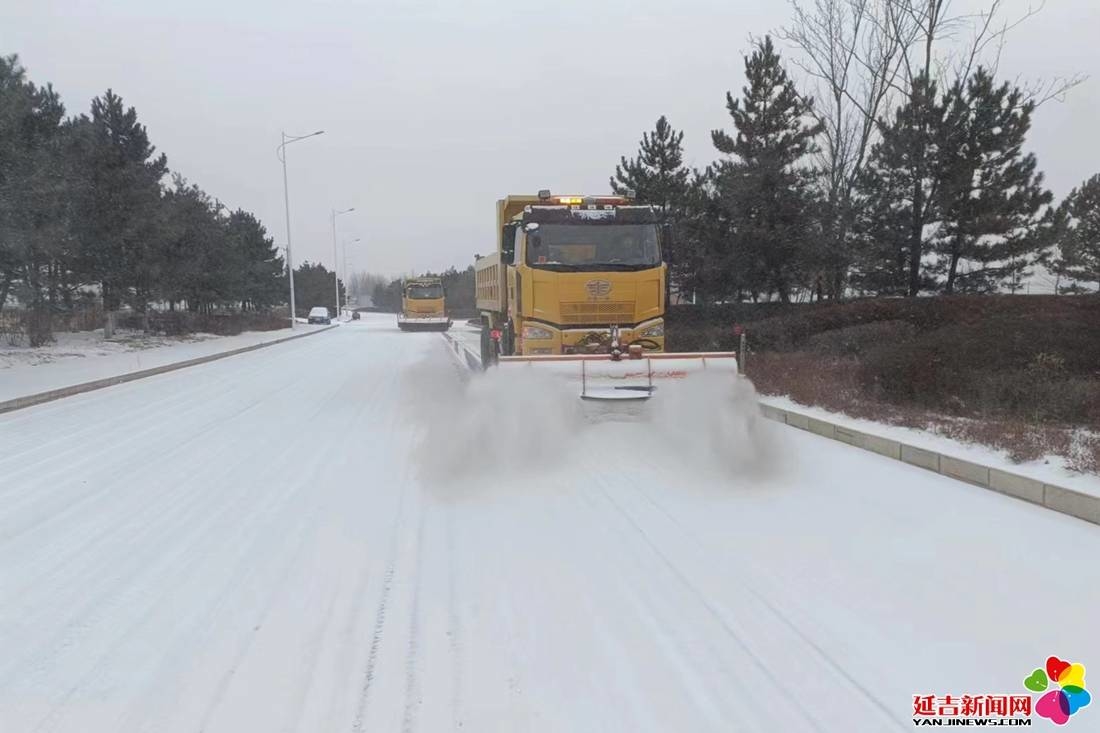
495,352 -> 740,400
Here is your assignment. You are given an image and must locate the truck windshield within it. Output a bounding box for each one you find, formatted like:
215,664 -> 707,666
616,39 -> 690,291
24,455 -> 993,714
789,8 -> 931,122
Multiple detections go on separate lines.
406,284 -> 443,299
526,224 -> 661,271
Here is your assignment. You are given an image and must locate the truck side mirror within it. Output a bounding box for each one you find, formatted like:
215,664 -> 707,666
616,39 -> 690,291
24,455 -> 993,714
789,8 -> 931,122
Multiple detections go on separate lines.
501,223 -> 517,261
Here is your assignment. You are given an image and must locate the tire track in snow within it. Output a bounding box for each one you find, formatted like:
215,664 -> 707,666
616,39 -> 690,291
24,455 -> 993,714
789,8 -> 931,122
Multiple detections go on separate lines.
617,454 -> 910,731
566,488 -> 730,728
401,505 -> 428,733
351,337 -> 457,733
281,591 -> 340,733
2,424 -> 276,697
0,335 -> 303,489
445,506 -> 465,730
0,338 -> 325,558
23,428 -> 327,733
350,470 -> 413,732
588,472 -> 827,733
2,334 -> 365,731
351,561 -> 397,732
191,337 -> 402,733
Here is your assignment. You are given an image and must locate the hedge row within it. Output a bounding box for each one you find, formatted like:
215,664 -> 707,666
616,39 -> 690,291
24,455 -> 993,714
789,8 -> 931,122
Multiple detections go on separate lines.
668,296 -> 1100,425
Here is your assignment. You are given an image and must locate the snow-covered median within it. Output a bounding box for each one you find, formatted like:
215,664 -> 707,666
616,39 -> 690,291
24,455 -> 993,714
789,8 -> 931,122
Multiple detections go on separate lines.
761,394 -> 1100,499
0,325 -> 332,404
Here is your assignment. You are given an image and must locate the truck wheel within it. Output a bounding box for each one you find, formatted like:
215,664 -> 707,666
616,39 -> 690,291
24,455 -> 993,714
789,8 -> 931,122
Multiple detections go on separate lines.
502,322 -> 516,356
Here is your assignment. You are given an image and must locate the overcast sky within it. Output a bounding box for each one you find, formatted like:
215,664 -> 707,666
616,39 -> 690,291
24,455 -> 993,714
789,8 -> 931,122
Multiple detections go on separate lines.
3,0 -> 1097,278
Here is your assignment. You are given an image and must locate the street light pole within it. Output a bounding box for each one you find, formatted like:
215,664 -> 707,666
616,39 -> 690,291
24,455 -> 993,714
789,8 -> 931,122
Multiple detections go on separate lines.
331,207 -> 355,318
343,237 -> 360,311
278,129 -> 324,328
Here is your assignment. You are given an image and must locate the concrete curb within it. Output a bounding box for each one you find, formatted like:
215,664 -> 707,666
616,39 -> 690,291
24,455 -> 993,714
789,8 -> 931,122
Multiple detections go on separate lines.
443,333 -> 1099,527
759,402 -> 1100,527
0,324 -> 338,416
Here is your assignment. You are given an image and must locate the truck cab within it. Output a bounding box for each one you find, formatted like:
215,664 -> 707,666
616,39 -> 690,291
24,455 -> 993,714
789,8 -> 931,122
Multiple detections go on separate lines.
475,193 -> 667,359
397,277 -> 452,331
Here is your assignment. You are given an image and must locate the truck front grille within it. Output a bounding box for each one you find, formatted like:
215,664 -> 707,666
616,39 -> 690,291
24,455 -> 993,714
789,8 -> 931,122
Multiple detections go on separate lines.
560,301 -> 635,324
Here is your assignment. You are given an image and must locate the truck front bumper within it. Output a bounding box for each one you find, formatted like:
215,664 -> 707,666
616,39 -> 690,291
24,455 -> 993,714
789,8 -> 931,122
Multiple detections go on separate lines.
397,314 -> 452,330
517,320 -> 665,355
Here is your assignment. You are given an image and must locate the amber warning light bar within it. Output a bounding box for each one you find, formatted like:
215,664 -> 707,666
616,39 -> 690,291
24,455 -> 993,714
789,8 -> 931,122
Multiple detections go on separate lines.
537,189 -> 633,206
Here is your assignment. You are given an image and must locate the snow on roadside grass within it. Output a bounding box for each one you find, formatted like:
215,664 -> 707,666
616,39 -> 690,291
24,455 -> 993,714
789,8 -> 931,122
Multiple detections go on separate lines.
762,394 -> 1100,498
0,329 -> 221,370
0,325 -> 327,405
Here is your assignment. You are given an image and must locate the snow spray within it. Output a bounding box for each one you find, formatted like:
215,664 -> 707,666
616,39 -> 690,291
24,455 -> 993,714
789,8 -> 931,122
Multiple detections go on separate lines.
650,369 -> 781,478
403,359 -> 585,483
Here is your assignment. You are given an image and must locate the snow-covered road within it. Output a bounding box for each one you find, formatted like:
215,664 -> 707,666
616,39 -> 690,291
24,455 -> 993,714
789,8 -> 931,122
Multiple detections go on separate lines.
3,314 -> 1099,732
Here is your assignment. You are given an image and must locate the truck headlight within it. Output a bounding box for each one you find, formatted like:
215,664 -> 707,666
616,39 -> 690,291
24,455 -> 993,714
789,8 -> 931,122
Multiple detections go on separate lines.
522,325 -> 554,340
639,321 -> 664,338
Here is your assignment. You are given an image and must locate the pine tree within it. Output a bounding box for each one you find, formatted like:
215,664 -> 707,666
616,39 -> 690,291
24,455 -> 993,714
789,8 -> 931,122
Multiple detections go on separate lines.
2,60 -> 293,332
294,261 -> 343,316
226,209 -> 284,310
847,178 -> 912,296
1048,174 -> 1100,292
371,278 -> 404,313
710,36 -> 822,303
435,265 -> 476,313
72,89 -> 168,312
933,68 -> 1052,293
158,175 -> 227,311
611,116 -> 691,298
673,169 -> 730,303
0,55 -> 68,343
610,115 -> 690,211
854,75 -> 947,296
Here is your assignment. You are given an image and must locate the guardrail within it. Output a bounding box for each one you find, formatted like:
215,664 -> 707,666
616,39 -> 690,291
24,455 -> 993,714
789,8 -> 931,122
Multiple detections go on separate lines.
441,332 -> 1099,526
442,331 -> 482,373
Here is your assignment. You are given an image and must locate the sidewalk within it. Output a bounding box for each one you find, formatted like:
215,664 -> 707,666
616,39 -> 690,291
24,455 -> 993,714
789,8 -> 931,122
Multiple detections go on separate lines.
0,324 -> 333,405
760,395 -> 1100,500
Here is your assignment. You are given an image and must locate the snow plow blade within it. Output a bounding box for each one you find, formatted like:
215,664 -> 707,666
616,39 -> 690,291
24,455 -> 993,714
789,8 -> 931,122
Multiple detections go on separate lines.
397,316 -> 452,332
495,352 -> 739,401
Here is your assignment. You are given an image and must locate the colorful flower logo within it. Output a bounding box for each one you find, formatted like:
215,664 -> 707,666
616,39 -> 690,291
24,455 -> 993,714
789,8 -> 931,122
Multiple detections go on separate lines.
1024,656 -> 1091,726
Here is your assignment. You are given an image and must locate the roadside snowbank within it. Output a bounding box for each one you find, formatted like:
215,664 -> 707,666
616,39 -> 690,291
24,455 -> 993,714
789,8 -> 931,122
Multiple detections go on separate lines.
0,325 -> 332,404
761,395 -> 1100,498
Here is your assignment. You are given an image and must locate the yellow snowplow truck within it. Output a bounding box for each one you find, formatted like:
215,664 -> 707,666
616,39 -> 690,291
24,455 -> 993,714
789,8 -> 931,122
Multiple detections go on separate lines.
475,191 -> 737,400
397,277 -> 452,332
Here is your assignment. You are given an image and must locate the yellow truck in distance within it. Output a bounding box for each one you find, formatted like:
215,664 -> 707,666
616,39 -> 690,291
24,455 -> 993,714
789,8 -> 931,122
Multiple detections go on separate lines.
474,191 -> 667,364
396,276 -> 451,331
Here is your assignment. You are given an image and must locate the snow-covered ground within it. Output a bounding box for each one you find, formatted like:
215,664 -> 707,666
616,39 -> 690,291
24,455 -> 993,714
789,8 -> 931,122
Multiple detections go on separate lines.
2,313 -> 1099,732
762,395 -> 1100,498
0,323 -> 330,404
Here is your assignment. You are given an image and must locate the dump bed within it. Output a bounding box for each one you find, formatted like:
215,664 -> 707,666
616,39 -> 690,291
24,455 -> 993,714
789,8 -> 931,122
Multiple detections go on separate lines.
475,251 -> 505,313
